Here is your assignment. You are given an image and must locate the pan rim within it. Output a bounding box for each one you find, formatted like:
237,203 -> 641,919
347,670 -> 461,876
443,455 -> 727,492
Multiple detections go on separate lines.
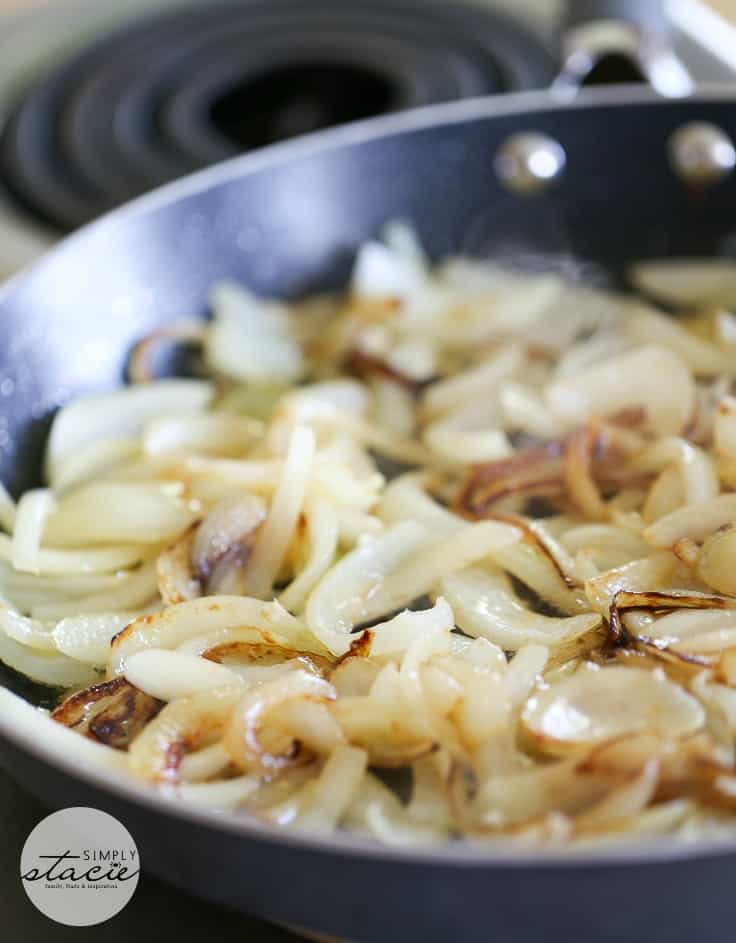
4,82 -> 736,869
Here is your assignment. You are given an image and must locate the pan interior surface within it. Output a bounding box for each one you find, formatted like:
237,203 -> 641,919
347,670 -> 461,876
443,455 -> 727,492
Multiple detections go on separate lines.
2,87 -> 736,943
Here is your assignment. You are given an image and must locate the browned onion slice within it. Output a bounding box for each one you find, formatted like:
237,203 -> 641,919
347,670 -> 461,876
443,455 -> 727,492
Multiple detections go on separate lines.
52,677 -> 162,750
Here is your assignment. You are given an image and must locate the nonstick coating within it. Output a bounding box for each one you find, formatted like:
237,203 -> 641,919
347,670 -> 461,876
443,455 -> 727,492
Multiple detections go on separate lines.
1,88 -> 736,942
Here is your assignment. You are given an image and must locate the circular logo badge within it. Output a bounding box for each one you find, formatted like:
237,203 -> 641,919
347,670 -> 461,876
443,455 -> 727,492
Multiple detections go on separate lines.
20,807 -> 140,927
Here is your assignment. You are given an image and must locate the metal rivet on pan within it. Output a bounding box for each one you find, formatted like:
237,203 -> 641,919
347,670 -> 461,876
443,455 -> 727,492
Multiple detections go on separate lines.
494,132 -> 566,194
668,121 -> 736,186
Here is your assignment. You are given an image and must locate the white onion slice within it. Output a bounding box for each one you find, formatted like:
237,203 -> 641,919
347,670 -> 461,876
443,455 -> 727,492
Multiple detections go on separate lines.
160,775 -> 259,810
124,649 -> 240,700
422,344 -> 523,419
368,598 -> 455,658
29,561 -> 159,621
52,612 -> 142,667
0,535 -> 149,575
305,521 -> 429,655
0,631 -> 98,688
630,437 -> 717,507
368,521 -> 520,621
625,307 -> 736,375
129,686 -> 243,781
295,744 -> 368,832
12,489 -> 55,574
243,425 -> 315,599
441,567 -> 600,651
279,498 -> 339,613
46,380 -> 212,483
696,525 -> 736,596
545,345 -> 695,436
522,666 -> 704,754
644,494 -> 736,548
715,396 -> 736,461
206,281 -> 303,383
110,595 -> 324,674
629,258 -> 736,308
44,482 -> 196,548
143,413 -> 263,458
0,480 -> 17,533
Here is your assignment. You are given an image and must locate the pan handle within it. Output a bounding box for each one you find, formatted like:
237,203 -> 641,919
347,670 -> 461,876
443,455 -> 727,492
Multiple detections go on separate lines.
555,0 -> 694,97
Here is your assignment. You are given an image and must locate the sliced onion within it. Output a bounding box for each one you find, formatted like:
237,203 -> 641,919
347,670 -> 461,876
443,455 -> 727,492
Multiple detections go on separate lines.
124,649 -> 240,700
330,695 -> 436,768
440,567 -> 600,651
53,612 -> 143,667
11,489 -> 55,574
643,466 -> 684,524
521,666 -> 704,755
205,281 -> 303,384
143,413 -> 263,458
632,608 -> 736,649
305,521 -> 429,655
378,473 -> 464,537
545,345 -> 694,436
177,742 -> 231,782
0,480 -> 16,534
456,757 -> 606,831
696,524 -> 736,596
279,498 -> 339,613
715,396 -> 736,462
0,630 -> 98,687
363,521 -> 520,623
585,553 -> 693,615
422,344 -> 523,419
44,482 -> 196,548
0,535 -> 150,575
0,687 -> 129,775
573,760 -> 660,835
46,380 -> 213,483
52,439 -> 140,495
500,381 -> 564,439
224,670 -> 339,775
160,776 -> 259,811
625,307 -> 736,375
191,494 -> 267,594
29,561 -> 159,621
128,686 -> 243,781
560,524 -> 650,560
243,425 -> 315,599
0,602 -> 54,650
717,646 -> 736,689
157,524 -> 201,606
422,410 -> 511,465
351,239 -> 425,302
370,376 -> 416,439
644,494 -> 736,548
110,595 -> 326,675
293,744 -> 368,832
631,437 -> 717,507
52,677 -> 162,749
330,655 -> 381,697
367,598 -> 455,659
629,258 -> 736,308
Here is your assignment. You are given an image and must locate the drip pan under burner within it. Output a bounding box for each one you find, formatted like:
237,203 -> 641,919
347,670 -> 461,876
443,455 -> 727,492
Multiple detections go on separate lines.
0,0 -> 555,232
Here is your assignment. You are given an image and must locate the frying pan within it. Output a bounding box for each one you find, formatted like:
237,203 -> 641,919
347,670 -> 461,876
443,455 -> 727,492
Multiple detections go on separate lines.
2,2 -> 736,940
